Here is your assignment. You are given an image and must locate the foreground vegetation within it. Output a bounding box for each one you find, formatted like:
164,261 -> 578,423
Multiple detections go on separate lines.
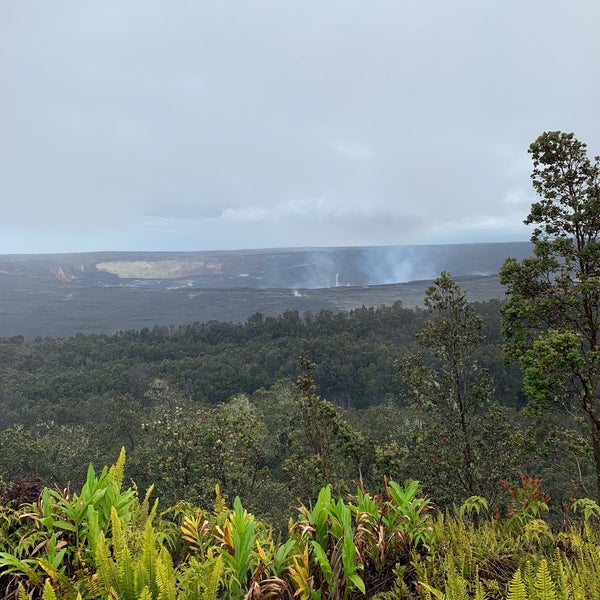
1,450 -> 600,600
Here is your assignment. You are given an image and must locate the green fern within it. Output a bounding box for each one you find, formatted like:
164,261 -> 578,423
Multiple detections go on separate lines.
523,561 -> 535,600
445,556 -> 468,600
138,585 -> 152,600
92,532 -> 112,590
418,581 -> 446,599
109,447 -> 127,490
458,496 -> 489,520
474,579 -> 487,600
94,512 -> 150,600
507,568 -> 528,600
156,549 -> 176,600
17,583 -> 29,600
92,502 -> 187,600
547,552 -> 569,600
41,579 -> 57,600
417,557 -> 473,600
534,560 -> 556,600
213,485 -> 226,517
202,554 -> 223,600
140,517 -> 158,599
114,524 -> 135,600
177,555 -> 223,600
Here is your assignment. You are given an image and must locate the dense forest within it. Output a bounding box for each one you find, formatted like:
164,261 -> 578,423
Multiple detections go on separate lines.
0,296 -> 531,514
0,131 -> 599,598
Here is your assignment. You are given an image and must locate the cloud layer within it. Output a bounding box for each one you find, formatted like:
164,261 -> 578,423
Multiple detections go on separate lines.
1,0 -> 599,252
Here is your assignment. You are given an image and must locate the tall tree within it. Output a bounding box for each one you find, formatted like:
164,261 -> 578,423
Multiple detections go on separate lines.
400,272 -> 502,503
288,359 -> 366,499
501,131 -> 600,500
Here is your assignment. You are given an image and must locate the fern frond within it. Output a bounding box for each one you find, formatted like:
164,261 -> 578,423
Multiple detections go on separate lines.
110,447 -> 127,489
523,562 -> 535,599
137,585 -> 152,600
111,507 -> 127,560
109,508 -> 135,600
156,548 -> 176,600
134,483 -> 155,533
445,556 -> 468,600
107,587 -> 121,600
213,485 -> 226,517
17,583 -> 29,600
507,568 -> 528,600
418,581 -> 446,600
548,550 -> 569,600
203,554 -> 223,600
147,497 -> 159,529
534,560 -> 556,600
94,533 -> 118,593
37,559 -> 59,584
41,579 -> 57,600
141,517 -> 158,599
118,549 -> 136,600
474,579 -> 487,600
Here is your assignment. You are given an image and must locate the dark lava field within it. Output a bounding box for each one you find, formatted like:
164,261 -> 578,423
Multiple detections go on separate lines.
0,242 -> 531,339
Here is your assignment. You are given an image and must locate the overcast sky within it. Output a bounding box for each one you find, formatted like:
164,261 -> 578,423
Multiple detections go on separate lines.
1,1 -> 599,254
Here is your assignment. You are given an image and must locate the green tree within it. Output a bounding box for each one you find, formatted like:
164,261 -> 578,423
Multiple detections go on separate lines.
400,272 -> 513,504
286,360 -> 366,500
501,131 -> 600,500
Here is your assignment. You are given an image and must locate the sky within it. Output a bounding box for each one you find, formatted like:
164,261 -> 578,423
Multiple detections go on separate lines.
1,1 -> 599,254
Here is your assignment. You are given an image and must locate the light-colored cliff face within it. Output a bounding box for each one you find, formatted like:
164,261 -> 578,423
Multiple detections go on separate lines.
54,266 -> 74,282
96,259 -> 223,279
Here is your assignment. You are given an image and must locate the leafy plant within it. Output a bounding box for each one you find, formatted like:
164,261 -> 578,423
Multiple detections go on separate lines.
458,496 -> 489,521
93,506 -> 175,600
0,448 -> 138,598
217,496 -> 257,594
292,485 -> 366,599
501,475 -> 550,529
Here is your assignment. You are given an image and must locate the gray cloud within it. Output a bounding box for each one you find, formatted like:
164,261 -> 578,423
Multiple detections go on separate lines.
1,0 -> 599,252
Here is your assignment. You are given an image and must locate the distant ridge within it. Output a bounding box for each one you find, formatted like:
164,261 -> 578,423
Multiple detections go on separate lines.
0,241 -> 532,290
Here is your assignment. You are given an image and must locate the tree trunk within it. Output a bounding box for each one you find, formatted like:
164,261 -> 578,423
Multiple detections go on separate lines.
588,408 -> 600,504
